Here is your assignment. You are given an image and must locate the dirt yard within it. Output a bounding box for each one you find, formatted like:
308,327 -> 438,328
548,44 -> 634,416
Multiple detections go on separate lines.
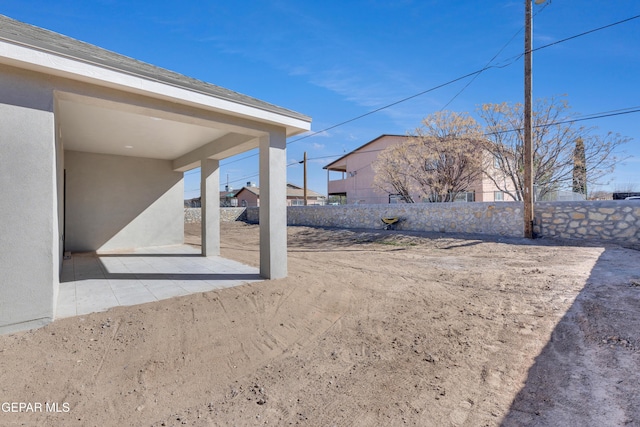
1,222 -> 639,426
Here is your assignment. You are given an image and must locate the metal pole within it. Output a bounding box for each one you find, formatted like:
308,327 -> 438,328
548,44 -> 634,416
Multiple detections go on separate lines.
524,0 -> 534,238
303,151 -> 308,206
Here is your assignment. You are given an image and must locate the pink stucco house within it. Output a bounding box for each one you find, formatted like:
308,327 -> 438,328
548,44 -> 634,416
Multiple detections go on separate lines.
324,134 -> 515,204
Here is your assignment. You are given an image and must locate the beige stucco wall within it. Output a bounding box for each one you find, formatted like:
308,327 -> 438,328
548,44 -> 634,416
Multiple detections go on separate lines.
329,137 -> 521,203
352,136 -> 404,204
328,136 -> 408,204
477,153 -> 518,202
65,151 -> 184,252
0,66 -> 59,333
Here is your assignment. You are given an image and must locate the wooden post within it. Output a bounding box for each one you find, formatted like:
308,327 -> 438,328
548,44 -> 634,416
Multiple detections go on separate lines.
524,0 -> 534,238
303,151 -> 308,206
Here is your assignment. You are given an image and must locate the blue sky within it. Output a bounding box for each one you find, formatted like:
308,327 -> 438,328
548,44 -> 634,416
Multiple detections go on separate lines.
3,1 -> 639,197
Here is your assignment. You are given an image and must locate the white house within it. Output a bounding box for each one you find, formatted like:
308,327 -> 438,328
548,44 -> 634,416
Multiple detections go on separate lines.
0,15 -> 311,334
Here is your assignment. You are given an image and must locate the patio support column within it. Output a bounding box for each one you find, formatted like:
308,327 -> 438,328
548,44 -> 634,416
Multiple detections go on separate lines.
259,129 -> 287,279
201,158 -> 220,256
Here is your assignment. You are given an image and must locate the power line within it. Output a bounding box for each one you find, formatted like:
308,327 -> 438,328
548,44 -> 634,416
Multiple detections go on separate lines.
440,1 -> 551,111
212,160 -> 303,188
197,106 -> 640,193
292,106 -> 640,164
220,14 -> 638,169
531,14 -> 640,54
489,106 -> 640,135
220,65 -> 487,167
206,15 -> 640,188
286,13 -> 640,147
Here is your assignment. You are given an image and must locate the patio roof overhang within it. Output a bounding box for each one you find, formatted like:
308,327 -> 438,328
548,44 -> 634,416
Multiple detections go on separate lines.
0,14 -> 311,167
0,15 -> 308,334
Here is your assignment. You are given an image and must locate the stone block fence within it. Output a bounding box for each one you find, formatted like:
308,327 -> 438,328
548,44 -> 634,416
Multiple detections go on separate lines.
246,203 -> 523,237
186,200 -> 640,245
184,207 -> 246,223
534,201 -> 640,243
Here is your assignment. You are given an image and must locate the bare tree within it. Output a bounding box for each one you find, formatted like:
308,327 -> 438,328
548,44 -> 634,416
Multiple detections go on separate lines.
372,142 -> 415,203
613,182 -> 639,193
479,96 -> 630,201
373,111 -> 485,202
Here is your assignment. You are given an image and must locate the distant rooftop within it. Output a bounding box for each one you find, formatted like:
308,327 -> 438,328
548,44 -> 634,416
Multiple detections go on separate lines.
237,183 -> 324,198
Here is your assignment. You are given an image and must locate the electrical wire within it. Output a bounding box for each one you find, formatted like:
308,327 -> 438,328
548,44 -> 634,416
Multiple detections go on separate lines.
314,106 -> 640,170
220,12 -> 639,172
193,14 -> 640,193
440,1 -> 551,111
186,105 -> 640,195
285,13 -> 640,147
532,14 -> 640,54
489,106 -> 640,135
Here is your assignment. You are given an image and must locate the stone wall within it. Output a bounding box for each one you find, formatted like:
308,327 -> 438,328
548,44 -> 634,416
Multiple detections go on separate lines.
246,207 -> 259,224
184,207 -> 246,223
535,201 -> 640,243
193,201 -> 640,245
184,208 -> 201,223
249,203 -> 523,237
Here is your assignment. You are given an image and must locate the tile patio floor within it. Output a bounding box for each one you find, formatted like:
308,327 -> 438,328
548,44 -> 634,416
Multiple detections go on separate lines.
56,245 -> 262,318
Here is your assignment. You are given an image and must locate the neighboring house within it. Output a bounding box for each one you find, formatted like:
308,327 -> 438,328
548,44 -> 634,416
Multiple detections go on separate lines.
235,183 -> 326,207
324,134 -> 516,204
184,187 -> 240,208
184,197 -> 202,208
0,15 -> 311,334
220,189 -> 239,207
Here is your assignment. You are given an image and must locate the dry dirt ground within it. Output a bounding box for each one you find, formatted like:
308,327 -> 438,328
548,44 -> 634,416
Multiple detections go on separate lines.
1,222 -> 639,427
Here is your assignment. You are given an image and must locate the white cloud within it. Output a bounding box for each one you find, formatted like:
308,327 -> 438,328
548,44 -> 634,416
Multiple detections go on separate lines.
298,129 -> 331,139
287,158 -> 301,167
310,157 -> 338,166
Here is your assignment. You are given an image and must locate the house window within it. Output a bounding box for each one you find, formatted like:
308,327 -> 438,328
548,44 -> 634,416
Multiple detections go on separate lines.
424,161 -> 436,172
454,192 -> 475,202
494,191 -> 504,201
493,155 -> 501,169
291,199 -> 304,206
389,194 -> 402,204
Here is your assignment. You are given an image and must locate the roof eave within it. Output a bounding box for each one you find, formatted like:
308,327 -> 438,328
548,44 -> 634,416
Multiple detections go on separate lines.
323,134 -> 407,169
0,15 -> 311,135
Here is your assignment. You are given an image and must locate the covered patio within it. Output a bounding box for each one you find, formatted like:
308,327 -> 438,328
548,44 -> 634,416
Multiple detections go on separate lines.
0,14 -> 311,334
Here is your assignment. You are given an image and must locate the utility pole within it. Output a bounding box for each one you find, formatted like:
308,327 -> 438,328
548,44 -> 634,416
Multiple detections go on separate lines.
302,151 -> 308,206
523,0 -> 536,239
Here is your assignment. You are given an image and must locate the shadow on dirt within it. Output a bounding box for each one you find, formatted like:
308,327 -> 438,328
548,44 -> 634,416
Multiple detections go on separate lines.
500,247 -> 640,426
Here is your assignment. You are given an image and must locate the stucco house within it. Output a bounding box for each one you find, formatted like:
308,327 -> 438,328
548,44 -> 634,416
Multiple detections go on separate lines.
0,15 -> 311,334
235,183 -> 325,207
324,134 -> 515,204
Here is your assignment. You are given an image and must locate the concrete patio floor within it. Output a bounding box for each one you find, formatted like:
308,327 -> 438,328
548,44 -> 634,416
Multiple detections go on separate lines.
56,245 -> 262,318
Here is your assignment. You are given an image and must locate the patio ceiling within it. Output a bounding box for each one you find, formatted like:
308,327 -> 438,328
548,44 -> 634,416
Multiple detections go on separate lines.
57,97 -> 230,161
